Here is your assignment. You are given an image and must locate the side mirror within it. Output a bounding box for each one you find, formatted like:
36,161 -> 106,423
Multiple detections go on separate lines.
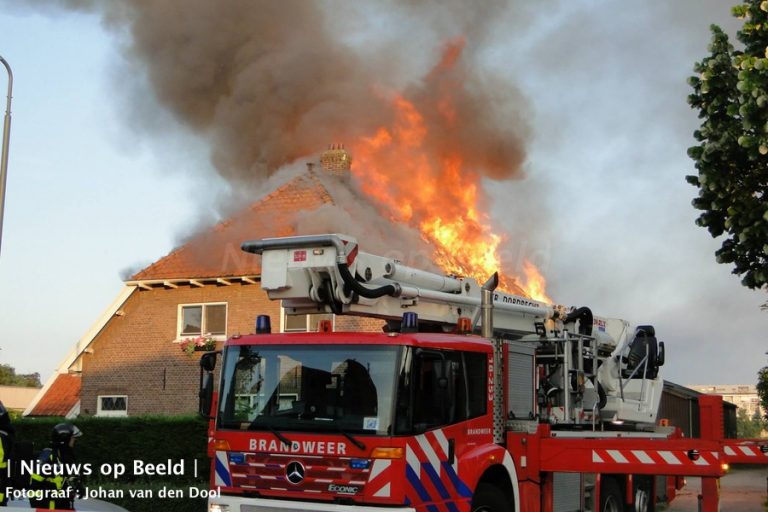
657,341 -> 665,367
200,352 -> 217,372
199,373 -> 214,417
199,352 -> 218,418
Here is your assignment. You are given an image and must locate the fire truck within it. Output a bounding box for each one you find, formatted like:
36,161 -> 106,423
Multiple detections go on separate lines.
198,234 -> 766,512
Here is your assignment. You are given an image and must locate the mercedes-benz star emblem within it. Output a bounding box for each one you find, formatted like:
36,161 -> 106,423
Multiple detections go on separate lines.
286,461 -> 305,485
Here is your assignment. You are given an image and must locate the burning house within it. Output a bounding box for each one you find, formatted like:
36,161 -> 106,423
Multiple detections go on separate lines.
24,13 -> 553,418
25,153 -> 385,417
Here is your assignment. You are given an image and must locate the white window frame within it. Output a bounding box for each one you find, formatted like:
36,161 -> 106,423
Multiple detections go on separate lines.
280,307 -> 335,333
96,395 -> 128,417
177,302 -> 228,341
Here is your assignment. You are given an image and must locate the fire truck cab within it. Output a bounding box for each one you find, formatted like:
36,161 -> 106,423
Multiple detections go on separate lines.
205,328 -> 513,511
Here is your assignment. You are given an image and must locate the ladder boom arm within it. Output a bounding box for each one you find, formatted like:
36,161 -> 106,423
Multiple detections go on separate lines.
242,233 -> 666,426
243,233 -> 561,333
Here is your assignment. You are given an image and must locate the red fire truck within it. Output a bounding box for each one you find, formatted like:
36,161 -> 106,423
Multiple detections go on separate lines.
198,234 -> 766,512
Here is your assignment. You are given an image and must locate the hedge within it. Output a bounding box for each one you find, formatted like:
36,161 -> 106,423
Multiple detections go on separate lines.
10,416 -> 210,511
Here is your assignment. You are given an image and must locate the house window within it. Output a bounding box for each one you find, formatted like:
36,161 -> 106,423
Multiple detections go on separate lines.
178,303 -> 227,339
282,310 -> 333,332
97,395 -> 128,417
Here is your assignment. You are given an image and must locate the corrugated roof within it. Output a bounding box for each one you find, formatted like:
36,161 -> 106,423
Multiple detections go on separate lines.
28,374 -> 80,417
131,172 -> 334,281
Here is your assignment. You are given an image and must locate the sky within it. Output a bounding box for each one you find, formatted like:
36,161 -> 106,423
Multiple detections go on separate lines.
0,1 -> 764,388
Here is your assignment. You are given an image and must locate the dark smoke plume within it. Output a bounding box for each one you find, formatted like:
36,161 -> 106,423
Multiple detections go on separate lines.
17,0 -> 529,187
13,0 -> 542,295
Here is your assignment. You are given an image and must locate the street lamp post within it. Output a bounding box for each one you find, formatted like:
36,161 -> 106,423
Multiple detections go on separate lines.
0,55 -> 12,257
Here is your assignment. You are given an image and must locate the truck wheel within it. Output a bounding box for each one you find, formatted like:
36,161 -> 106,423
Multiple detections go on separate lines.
600,478 -> 624,512
633,487 -> 649,512
471,483 -> 509,512
632,476 -> 651,512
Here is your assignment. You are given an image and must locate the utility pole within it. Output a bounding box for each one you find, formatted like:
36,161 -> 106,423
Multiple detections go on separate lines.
0,55 -> 12,257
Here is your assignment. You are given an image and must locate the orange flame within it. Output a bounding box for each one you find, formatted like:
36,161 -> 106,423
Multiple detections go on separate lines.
349,39 -> 551,302
522,260 -> 552,304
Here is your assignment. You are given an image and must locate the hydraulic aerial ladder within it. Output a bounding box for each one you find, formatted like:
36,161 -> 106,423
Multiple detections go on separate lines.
243,233 -> 666,428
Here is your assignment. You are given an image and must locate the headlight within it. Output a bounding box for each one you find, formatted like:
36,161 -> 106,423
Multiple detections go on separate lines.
209,505 -> 230,512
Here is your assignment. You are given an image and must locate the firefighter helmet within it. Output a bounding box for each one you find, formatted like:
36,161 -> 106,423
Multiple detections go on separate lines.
52,423 -> 82,447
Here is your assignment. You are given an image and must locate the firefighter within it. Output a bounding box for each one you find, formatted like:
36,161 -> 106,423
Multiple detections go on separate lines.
30,423 -> 84,510
0,402 -> 14,506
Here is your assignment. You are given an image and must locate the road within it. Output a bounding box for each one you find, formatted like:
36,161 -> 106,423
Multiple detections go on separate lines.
665,467 -> 767,512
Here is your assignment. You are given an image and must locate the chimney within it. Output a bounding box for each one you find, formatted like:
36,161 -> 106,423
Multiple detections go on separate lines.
320,143 -> 352,178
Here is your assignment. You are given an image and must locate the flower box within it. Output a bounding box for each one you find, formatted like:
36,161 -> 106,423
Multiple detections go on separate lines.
178,335 -> 217,356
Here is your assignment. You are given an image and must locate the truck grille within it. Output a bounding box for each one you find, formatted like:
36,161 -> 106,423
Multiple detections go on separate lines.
228,452 -> 369,496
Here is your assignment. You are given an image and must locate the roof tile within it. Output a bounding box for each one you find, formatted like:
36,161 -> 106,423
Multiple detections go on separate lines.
29,374 -> 81,417
131,172 -> 335,281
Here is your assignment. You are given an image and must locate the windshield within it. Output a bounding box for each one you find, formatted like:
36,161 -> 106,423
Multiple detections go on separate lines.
218,344 -> 400,435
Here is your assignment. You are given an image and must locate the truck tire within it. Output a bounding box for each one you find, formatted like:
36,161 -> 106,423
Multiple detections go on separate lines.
633,487 -> 650,512
632,476 -> 652,512
600,478 -> 624,512
471,482 -> 509,512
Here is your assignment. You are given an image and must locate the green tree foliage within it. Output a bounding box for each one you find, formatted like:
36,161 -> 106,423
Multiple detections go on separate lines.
687,1 -> 768,290
757,365 -> 768,416
0,364 -> 40,387
736,407 -> 764,437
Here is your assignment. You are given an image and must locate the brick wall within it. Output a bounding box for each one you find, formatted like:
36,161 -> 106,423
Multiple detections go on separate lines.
80,284 -> 386,417
319,147 -> 352,177
80,283 -> 280,417
334,315 -> 386,333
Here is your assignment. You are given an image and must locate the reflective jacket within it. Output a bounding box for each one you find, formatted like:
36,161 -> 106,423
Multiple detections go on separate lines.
0,429 -> 12,506
29,447 -> 78,510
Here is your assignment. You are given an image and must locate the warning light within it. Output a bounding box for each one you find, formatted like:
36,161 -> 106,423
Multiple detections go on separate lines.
456,317 -> 472,334
256,315 -> 271,334
350,459 -> 371,469
401,312 -> 419,333
213,439 -> 231,451
370,447 -> 404,459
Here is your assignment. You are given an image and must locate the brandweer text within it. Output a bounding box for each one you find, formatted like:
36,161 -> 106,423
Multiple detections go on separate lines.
249,439 -> 347,455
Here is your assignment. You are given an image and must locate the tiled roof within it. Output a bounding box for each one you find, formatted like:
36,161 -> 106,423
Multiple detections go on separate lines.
28,374 -> 80,417
131,172 -> 335,281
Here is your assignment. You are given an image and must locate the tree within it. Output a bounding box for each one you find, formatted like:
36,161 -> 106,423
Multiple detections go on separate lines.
757,365 -> 768,417
687,1 -> 768,291
736,407 -> 764,437
0,364 -> 41,387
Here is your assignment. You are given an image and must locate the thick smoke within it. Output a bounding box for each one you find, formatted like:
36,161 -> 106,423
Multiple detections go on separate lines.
19,0 -> 537,293
22,0 -> 529,187
295,172 -> 441,272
